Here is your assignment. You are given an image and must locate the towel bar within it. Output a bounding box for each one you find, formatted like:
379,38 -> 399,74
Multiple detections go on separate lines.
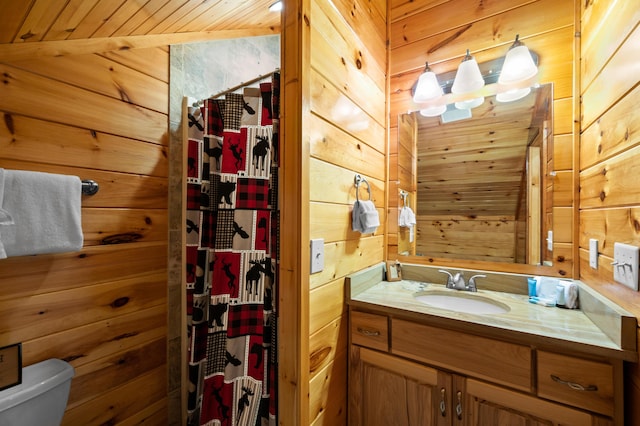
81,180 -> 99,195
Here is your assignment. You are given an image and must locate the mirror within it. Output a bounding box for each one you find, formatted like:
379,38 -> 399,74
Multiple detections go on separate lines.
397,84 -> 553,266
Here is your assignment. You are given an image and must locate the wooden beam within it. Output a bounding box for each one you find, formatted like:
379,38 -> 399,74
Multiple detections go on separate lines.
280,0 -> 309,424
0,28 -> 280,62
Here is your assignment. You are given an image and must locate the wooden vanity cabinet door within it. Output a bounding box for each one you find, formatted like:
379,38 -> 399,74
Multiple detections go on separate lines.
465,378 -> 599,426
349,346 -> 446,426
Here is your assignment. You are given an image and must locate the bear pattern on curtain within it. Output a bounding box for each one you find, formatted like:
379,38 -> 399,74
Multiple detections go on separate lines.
185,72 -> 279,426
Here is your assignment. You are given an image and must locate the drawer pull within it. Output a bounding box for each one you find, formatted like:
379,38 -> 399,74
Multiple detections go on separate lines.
439,388 -> 446,417
356,327 -> 380,337
550,375 -> 598,392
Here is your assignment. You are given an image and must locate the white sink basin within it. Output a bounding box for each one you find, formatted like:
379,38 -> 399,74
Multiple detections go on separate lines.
414,291 -> 510,315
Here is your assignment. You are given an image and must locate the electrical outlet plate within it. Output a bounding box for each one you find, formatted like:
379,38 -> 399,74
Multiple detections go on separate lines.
613,242 -> 639,291
589,239 -> 598,269
310,238 -> 324,274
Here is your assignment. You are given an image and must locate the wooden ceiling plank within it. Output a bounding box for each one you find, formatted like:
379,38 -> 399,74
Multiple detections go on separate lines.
193,2 -> 257,32
12,0 -> 69,43
111,0 -> 170,37
155,0 -> 224,34
0,1 -> 35,44
42,0 -> 101,41
66,0 -> 128,40
212,0 -> 281,31
160,0 -> 224,33
91,0 -> 153,39
144,0 -> 203,35
129,0 -> 190,36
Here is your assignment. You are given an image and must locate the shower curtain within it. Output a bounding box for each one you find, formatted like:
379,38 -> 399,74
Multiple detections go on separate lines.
185,72 -> 279,426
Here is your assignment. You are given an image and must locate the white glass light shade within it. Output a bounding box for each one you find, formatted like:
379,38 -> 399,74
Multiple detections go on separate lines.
496,87 -> 531,103
498,44 -> 538,84
419,104 -> 447,117
455,97 -> 484,110
269,1 -> 283,12
451,57 -> 484,94
413,71 -> 444,103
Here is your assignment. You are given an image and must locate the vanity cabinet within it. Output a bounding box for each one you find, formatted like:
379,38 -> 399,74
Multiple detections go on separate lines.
349,346 -> 453,426
349,310 -> 616,426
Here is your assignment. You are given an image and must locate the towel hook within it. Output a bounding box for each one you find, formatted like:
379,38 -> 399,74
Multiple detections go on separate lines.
354,174 -> 372,202
81,179 -> 99,195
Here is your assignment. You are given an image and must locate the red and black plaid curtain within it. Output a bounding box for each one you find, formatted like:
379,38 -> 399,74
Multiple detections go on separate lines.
185,72 -> 280,426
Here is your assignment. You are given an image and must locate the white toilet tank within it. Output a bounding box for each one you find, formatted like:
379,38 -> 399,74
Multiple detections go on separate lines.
0,358 -> 74,426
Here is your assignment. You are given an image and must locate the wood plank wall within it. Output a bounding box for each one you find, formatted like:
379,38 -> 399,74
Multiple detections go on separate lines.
388,0 -> 576,277
0,47 -> 169,425
577,0 -> 640,422
295,0 -> 388,423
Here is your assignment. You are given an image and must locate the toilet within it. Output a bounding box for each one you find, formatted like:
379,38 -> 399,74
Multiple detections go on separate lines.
0,359 -> 74,426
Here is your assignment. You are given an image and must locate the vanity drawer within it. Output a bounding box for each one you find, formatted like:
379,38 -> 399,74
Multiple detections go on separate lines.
350,311 -> 388,352
537,351 -> 614,417
391,319 -> 532,392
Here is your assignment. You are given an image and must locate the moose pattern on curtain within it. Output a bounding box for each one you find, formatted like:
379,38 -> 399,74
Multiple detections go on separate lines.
186,73 -> 279,426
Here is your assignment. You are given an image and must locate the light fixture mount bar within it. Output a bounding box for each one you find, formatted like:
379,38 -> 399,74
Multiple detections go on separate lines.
417,50 -> 538,95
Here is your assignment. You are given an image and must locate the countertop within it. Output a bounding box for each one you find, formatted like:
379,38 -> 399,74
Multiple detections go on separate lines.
347,264 -> 637,361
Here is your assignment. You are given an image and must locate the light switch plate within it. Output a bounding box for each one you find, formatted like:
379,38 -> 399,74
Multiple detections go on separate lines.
310,238 -> 324,274
613,242 -> 639,291
589,239 -> 598,269
547,230 -> 553,252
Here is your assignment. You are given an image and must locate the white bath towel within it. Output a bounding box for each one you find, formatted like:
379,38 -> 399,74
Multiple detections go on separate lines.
0,169 -> 83,258
352,200 -> 380,234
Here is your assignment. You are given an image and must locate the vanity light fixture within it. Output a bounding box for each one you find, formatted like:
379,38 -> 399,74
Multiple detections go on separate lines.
411,38 -> 539,114
412,62 -> 444,103
419,104 -> 447,117
451,49 -> 485,109
268,1 -> 283,12
497,34 -> 538,102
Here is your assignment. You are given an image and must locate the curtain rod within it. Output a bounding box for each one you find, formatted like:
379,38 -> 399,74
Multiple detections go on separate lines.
210,68 -> 280,99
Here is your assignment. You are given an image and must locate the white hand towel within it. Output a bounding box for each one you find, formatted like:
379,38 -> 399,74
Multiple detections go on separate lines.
398,206 -> 416,227
398,206 -> 417,242
0,169 -> 83,258
352,200 -> 380,234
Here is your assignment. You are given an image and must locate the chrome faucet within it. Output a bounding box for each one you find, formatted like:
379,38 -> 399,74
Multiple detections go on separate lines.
438,270 -> 485,292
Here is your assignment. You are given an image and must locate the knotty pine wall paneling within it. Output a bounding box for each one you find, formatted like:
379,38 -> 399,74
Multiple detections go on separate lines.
388,0 -> 576,277
285,0 -> 388,423
0,47 -> 169,425
577,1 -> 640,422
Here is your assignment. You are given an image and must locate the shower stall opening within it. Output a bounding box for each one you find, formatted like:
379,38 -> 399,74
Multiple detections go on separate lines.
168,36 -> 281,426
183,71 -> 280,426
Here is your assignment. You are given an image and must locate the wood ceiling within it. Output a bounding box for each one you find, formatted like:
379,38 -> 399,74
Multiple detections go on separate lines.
0,0 -> 279,46
415,88 -> 548,218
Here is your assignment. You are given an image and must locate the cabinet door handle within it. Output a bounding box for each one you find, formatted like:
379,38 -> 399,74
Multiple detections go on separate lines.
439,388 -> 446,417
455,391 -> 463,420
356,327 -> 380,337
550,375 -> 598,392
